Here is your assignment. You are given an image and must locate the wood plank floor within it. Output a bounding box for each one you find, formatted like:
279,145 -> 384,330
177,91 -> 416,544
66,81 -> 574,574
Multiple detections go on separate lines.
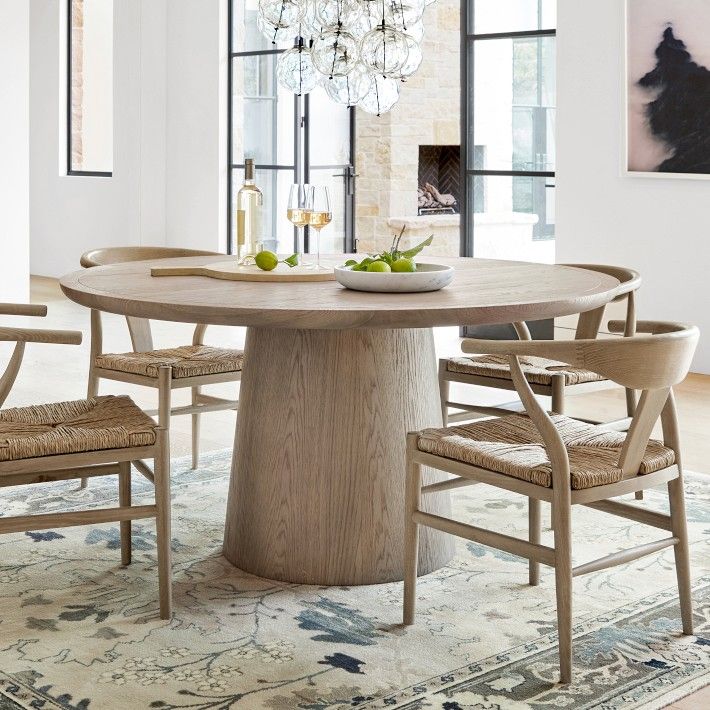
1,276 -> 706,707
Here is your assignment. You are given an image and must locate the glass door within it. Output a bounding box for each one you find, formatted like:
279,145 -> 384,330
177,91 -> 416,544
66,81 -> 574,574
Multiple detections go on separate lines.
229,0 -> 356,255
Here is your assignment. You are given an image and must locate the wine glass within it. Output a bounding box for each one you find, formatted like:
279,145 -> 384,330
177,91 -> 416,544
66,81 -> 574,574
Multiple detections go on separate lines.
287,184 -> 311,266
305,185 -> 332,270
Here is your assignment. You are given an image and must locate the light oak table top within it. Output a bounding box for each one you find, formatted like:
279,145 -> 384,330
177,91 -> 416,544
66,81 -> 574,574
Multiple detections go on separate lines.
60,255 -> 622,330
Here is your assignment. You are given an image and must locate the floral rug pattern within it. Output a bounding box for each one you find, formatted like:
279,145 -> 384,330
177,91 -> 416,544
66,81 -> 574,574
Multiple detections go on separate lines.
0,450 -> 707,709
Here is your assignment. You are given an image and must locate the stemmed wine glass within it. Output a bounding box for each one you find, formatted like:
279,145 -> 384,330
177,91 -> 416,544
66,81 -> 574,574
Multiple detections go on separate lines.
287,184 -> 311,266
305,185 -> 332,270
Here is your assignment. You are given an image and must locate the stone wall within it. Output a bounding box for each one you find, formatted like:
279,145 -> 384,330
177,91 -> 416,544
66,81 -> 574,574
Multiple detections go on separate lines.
355,0 -> 460,256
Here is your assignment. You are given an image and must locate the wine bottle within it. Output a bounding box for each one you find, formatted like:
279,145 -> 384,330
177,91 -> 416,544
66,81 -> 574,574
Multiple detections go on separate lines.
236,158 -> 263,264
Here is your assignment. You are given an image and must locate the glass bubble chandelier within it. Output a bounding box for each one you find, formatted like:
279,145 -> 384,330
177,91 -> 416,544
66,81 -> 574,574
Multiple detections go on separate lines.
258,0 -> 435,115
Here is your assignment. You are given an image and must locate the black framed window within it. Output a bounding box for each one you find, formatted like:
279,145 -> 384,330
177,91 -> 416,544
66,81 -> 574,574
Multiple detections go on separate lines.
67,0 -> 113,177
228,1 -> 356,255
460,0 -> 556,256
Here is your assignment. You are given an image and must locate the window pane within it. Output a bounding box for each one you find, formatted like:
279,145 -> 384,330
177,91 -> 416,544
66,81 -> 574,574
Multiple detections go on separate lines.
308,89 -> 351,166
471,0 -> 556,34
69,0 -> 113,173
308,168 -> 347,254
468,174 -> 555,259
468,36 -> 555,172
231,55 -> 295,166
231,168 -> 296,254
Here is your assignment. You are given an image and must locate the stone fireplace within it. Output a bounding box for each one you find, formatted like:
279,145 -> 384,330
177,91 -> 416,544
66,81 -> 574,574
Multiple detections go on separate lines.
355,0 -> 462,257
418,145 -> 460,215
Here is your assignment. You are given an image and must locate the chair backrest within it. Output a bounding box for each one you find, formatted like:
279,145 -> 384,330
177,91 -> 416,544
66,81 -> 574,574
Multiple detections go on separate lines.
80,246 -> 221,268
81,246 -> 223,352
561,264 -> 641,340
462,321 -> 699,479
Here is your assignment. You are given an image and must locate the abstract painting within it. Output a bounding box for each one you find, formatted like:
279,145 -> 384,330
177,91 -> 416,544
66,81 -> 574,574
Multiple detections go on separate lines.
627,0 -> 710,177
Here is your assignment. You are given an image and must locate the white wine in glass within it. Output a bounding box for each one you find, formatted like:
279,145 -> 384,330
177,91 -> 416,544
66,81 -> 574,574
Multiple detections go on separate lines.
287,184 -> 311,265
305,186 -> 332,270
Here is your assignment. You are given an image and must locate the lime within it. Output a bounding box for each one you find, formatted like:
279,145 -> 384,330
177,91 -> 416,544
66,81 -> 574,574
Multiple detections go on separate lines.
367,260 -> 392,273
392,257 -> 416,273
255,251 -> 279,271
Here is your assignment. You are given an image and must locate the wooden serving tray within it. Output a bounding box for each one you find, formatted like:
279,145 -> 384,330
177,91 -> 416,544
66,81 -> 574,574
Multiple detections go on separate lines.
151,260 -> 335,283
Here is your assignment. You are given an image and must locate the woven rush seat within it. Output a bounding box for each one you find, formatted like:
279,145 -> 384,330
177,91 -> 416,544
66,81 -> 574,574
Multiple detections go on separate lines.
0,396 -> 156,462
447,354 -> 607,387
418,414 -> 675,490
95,345 -> 245,379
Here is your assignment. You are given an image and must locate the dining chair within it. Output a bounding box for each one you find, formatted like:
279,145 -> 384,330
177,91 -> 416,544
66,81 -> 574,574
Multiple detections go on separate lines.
81,247 -> 243,481
440,265 -> 642,430
404,320 -> 698,683
0,303 -> 172,619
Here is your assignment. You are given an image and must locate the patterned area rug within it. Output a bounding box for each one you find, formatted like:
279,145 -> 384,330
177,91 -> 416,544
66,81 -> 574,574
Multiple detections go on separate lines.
0,450 -> 707,710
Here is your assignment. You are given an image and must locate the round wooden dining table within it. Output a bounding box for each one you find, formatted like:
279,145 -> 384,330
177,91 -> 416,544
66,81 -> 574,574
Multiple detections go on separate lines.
60,255 -> 621,586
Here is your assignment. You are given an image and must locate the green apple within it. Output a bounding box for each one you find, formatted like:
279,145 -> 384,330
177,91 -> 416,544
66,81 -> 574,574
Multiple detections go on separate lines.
392,257 -> 416,273
367,260 -> 392,273
255,251 -> 279,271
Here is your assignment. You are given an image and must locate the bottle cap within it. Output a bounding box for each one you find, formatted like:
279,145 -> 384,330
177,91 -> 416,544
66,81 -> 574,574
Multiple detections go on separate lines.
245,158 -> 254,181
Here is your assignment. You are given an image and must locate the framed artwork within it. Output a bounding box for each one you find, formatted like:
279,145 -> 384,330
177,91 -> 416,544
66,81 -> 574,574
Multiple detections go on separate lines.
625,0 -> 710,179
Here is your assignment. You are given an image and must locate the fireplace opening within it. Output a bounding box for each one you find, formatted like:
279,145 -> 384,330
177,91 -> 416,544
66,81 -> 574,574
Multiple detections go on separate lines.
418,145 -> 460,215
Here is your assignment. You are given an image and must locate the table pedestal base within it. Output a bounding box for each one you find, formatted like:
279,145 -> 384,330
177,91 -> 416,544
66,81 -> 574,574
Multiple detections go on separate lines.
223,327 -> 455,585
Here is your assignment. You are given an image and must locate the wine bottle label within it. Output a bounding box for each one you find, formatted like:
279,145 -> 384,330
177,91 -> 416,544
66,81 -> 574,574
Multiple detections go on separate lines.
236,210 -> 246,246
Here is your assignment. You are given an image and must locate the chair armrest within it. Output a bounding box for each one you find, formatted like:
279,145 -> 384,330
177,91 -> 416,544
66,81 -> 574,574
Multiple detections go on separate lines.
0,327 -> 82,345
0,303 -> 47,318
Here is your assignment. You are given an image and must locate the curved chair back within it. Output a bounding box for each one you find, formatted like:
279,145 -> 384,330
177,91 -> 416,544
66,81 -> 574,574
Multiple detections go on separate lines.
80,247 -> 223,352
81,246 -> 220,269
561,264 -> 641,340
462,321 -> 699,477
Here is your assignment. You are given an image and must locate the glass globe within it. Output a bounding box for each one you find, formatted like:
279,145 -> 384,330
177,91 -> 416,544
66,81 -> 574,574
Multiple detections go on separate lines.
368,0 -> 425,29
257,16 -> 300,45
358,74 -> 400,115
360,26 -> 409,77
299,1 -> 325,43
259,0 -> 305,29
312,31 -> 360,78
395,34 -> 423,79
392,0 -> 426,29
276,46 -> 320,95
325,65 -> 372,106
315,0 -> 362,31
404,20 -> 425,43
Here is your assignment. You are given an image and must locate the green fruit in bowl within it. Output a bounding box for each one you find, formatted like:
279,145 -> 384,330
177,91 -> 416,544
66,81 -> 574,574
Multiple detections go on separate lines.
367,261 -> 392,273
392,257 -> 416,273
255,251 -> 279,271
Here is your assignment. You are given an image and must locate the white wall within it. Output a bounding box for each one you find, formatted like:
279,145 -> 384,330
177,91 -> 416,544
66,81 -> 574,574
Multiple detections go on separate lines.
29,0 -> 227,278
166,0 -> 229,253
557,0 -> 710,373
30,0 -> 167,277
0,1 -> 30,302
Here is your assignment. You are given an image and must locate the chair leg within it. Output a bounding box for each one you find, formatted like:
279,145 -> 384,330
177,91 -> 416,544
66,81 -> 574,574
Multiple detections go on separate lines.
438,360 -> 450,426
403,434 -> 422,625
191,386 -> 201,469
80,372 -> 100,490
118,461 -> 132,566
551,375 -> 565,415
668,474 -> 693,635
552,498 -> 573,684
529,497 -> 540,586
156,367 -> 173,620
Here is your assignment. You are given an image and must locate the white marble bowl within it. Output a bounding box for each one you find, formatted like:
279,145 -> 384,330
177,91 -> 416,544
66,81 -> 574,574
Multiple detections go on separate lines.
334,262 -> 454,293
